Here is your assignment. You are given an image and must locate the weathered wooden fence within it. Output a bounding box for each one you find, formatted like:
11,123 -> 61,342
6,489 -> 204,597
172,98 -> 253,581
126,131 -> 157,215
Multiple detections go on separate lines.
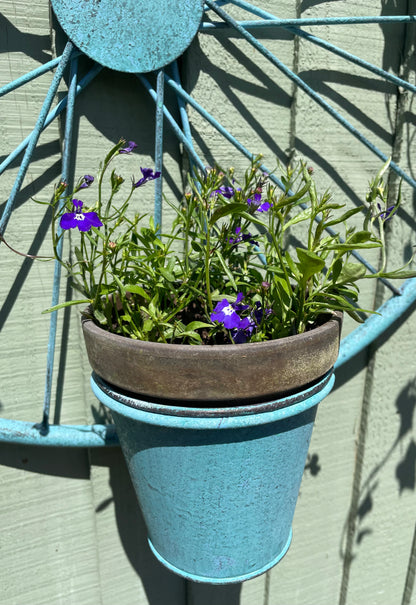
1,1 -> 415,604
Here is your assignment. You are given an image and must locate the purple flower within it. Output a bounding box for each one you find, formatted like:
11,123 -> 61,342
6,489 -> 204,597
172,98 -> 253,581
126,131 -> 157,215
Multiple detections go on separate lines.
134,167 -> 161,188
377,202 -> 395,221
247,192 -> 270,213
231,316 -> 255,343
79,174 -> 94,189
210,293 -> 248,330
60,199 -> 103,232
229,226 -> 259,247
252,301 -> 272,324
232,301 -> 271,343
215,186 -> 235,199
119,141 -> 138,154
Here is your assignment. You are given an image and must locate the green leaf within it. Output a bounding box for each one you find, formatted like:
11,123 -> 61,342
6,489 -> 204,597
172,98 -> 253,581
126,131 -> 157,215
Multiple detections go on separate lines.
94,309 -> 108,325
283,207 -> 312,230
349,230 -> 374,244
296,248 -> 326,282
159,267 -> 176,282
123,284 -> 151,300
174,330 -> 203,343
191,240 -> 204,253
42,298 -> 91,313
214,249 -> 237,290
74,246 -> 84,264
338,262 -> 367,283
142,318 -> 154,333
325,206 -> 363,227
326,241 -> 381,251
284,252 -> 301,281
275,181 -> 311,208
210,202 -> 248,226
378,269 -> 416,279
238,210 -> 268,229
113,274 -> 126,295
185,321 -> 213,331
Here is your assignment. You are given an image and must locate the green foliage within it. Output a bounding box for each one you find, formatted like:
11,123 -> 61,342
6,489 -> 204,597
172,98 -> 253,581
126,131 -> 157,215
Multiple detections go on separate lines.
46,141 -> 416,343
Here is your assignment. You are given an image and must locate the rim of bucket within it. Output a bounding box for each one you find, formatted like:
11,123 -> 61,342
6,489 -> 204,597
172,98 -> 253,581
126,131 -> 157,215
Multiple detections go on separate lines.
90,371 -> 335,430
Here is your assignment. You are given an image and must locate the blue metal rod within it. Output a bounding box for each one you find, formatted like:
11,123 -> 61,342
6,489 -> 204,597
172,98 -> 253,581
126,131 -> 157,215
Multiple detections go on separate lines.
0,419 -> 119,447
0,63 -> 103,179
0,50 -> 82,98
154,69 -> 165,228
165,72 -> 260,165
170,61 -> 199,176
137,74 -> 206,172
40,54 -> 79,433
335,278 -> 416,368
201,15 -> 416,27
213,1 -> 416,96
205,0 -> 416,190
0,42 -> 74,237
0,57 -> 61,98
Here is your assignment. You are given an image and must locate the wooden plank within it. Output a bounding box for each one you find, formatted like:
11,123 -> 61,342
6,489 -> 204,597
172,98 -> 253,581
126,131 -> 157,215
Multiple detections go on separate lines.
264,1 -> 415,603
88,447 -> 186,605
1,1 -> 415,604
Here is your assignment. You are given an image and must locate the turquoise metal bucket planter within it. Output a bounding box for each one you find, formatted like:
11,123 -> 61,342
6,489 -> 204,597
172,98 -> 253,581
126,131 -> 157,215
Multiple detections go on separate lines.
91,371 -> 335,584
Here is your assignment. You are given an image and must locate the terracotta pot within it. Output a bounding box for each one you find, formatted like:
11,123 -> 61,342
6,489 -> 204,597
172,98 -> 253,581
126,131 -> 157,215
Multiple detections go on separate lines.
82,312 -> 342,404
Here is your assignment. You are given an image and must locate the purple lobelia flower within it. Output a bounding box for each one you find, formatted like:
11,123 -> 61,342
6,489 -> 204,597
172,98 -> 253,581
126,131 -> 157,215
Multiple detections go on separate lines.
229,226 -> 259,247
232,302 -> 272,343
210,293 -> 248,330
79,174 -> 94,189
119,141 -> 138,154
60,199 -> 103,232
215,186 -> 235,199
247,192 -> 270,213
377,202 -> 395,222
231,316 -> 255,343
133,167 -> 161,188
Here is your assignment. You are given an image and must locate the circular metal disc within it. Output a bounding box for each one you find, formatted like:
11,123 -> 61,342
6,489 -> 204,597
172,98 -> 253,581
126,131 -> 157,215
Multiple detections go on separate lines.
51,0 -> 204,73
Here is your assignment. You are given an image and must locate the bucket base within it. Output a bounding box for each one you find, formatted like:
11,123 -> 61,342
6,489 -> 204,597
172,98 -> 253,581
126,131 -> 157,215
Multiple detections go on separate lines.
148,528 -> 293,584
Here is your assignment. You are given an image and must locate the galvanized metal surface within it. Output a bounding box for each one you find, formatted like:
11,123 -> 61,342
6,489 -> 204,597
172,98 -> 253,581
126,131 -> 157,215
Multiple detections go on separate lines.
50,0 -> 204,73
1,1 -> 416,602
93,372 -> 334,582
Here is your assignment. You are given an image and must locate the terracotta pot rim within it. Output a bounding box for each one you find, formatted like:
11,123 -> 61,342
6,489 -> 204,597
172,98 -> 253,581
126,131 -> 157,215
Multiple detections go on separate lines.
82,311 -> 342,403
81,310 -> 342,354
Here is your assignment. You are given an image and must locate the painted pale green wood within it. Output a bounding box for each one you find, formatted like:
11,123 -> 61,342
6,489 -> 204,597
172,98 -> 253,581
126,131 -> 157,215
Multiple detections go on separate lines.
259,1 -> 416,604
184,0 -> 297,174
1,1 -> 416,604
87,447 -> 186,604
0,4 -> 103,605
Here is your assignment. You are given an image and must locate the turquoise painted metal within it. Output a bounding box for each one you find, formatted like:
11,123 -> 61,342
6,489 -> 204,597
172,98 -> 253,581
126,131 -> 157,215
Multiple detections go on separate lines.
1,6 -> 416,450
50,0 -> 204,73
91,372 -> 335,583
